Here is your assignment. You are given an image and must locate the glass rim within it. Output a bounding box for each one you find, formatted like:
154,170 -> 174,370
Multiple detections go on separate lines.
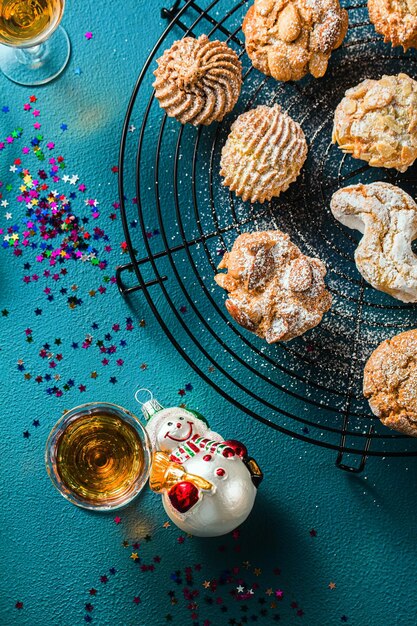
45,401 -> 152,512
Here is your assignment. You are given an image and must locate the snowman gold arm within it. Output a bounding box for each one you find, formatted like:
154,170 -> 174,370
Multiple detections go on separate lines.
246,457 -> 263,487
149,451 -> 214,493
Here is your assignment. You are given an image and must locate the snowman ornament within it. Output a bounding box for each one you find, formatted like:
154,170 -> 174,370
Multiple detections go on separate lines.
139,392 -> 263,537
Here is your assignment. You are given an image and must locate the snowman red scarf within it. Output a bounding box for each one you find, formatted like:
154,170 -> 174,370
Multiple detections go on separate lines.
169,433 -> 236,464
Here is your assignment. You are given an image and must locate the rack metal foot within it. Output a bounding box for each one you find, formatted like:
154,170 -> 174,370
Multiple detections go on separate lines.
335,425 -> 374,473
116,263 -> 168,297
161,0 -> 182,19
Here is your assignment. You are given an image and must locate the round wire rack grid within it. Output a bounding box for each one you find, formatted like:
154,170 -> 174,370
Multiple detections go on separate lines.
117,0 -> 417,471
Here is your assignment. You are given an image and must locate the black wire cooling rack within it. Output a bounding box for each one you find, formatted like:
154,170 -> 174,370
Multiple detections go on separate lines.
117,0 -> 417,471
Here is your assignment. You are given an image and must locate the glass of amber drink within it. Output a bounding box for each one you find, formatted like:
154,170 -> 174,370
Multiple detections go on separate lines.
45,403 -> 152,511
0,0 -> 70,85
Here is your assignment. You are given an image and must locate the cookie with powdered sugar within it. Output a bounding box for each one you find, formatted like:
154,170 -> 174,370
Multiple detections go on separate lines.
220,104 -> 307,204
332,73 -> 417,172
214,230 -> 332,343
330,182 -> 417,302
243,0 -> 348,82
368,0 -> 417,51
364,329 -> 417,437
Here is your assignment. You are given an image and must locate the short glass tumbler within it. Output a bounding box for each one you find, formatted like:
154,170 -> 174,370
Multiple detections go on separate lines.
45,402 -> 152,511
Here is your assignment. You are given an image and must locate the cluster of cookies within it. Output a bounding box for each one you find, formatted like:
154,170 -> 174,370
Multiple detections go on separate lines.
152,2 -> 417,438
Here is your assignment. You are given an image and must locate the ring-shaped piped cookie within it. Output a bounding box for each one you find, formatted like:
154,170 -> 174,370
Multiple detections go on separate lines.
153,35 -> 242,126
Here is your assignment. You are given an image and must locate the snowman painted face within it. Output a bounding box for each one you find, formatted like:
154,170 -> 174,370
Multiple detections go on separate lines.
155,410 -> 198,452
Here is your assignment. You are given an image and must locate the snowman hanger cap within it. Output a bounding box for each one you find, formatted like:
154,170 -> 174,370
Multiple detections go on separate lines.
135,388 -> 209,428
135,388 -> 164,421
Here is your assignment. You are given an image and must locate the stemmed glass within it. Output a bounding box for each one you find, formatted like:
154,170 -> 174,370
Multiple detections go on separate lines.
0,0 -> 70,86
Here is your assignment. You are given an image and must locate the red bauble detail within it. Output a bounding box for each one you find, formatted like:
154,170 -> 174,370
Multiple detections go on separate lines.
168,481 -> 199,513
223,439 -> 247,458
203,454 -> 212,462
216,468 -> 226,477
222,447 -> 235,458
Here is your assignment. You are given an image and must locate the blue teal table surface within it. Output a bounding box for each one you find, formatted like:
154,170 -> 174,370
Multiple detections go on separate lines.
1,1 -> 417,625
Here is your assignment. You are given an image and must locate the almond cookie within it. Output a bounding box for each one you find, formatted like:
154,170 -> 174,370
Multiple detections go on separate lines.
332,73 -> 417,172
242,0 -> 348,82
214,230 -> 332,343
364,329 -> 417,437
153,35 -> 242,126
368,0 -> 417,51
330,182 -> 417,302
220,104 -> 307,203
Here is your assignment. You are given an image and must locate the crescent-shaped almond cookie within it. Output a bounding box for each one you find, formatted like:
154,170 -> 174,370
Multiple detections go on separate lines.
220,104 -> 308,204
332,73 -> 417,172
153,35 -> 242,126
214,230 -> 332,343
364,329 -> 417,437
330,182 -> 417,302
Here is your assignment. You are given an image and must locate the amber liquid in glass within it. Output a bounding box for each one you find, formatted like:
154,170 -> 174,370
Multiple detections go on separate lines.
55,413 -> 145,507
0,0 -> 64,46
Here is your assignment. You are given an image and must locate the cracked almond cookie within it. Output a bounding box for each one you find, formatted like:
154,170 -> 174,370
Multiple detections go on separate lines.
220,104 -> 307,203
242,0 -> 348,82
332,73 -> 417,172
364,329 -> 417,437
153,35 -> 242,126
368,0 -> 417,51
214,230 -> 332,343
